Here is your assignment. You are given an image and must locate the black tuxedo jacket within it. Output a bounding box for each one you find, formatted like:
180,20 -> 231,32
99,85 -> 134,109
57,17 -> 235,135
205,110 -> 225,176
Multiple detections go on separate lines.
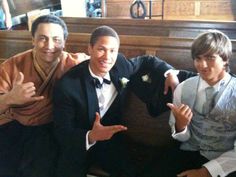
53,53 -> 173,152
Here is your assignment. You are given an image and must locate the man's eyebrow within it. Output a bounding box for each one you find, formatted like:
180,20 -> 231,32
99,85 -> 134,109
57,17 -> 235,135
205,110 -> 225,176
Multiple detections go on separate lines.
37,34 -> 47,37
204,54 -> 215,57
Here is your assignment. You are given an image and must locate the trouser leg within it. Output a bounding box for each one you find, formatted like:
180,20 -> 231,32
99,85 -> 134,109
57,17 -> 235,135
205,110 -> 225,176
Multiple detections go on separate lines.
141,147 -> 208,177
0,121 -> 24,177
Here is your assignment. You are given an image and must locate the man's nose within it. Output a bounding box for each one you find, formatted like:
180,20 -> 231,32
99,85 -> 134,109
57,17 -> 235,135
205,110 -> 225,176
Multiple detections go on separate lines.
199,59 -> 208,68
104,51 -> 112,60
46,39 -> 54,49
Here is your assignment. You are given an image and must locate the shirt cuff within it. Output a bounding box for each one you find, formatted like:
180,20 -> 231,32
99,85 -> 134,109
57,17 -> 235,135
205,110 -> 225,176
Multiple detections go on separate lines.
86,131 -> 96,151
203,160 -> 225,177
164,69 -> 180,78
172,126 -> 190,142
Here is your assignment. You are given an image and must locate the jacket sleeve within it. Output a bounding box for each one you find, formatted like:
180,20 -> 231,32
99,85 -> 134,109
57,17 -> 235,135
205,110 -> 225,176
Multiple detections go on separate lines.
127,55 -> 198,117
146,69 -> 198,117
127,55 -> 174,116
178,70 -> 197,82
53,77 -> 87,153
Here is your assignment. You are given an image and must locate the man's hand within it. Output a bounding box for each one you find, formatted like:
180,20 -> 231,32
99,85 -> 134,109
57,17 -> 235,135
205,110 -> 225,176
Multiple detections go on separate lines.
164,72 -> 179,94
178,167 -> 211,177
74,53 -> 90,62
167,103 -> 192,132
88,112 -> 127,144
6,72 -> 44,105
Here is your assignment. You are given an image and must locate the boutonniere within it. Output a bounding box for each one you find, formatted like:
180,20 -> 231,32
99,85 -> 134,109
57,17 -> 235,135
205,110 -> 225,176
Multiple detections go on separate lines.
119,77 -> 130,88
141,74 -> 152,83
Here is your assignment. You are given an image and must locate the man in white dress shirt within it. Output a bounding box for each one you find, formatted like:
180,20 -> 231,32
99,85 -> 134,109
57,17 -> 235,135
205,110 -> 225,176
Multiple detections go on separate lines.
142,30 -> 236,177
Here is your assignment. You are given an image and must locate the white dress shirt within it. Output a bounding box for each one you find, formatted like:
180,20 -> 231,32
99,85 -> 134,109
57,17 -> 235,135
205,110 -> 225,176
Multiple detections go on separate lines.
86,66 -> 118,150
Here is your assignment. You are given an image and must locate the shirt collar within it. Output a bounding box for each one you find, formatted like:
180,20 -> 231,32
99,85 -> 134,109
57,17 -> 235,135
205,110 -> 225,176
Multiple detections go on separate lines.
88,65 -> 111,83
199,72 -> 231,91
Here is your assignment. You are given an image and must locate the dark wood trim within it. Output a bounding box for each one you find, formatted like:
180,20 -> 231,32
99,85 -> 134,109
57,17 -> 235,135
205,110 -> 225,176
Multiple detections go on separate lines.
62,17 -> 236,39
0,30 -> 235,72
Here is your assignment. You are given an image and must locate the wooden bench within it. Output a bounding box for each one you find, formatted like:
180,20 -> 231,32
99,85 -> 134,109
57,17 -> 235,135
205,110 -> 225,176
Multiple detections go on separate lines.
0,58 -> 4,64
0,30 -> 235,70
0,30 -> 236,176
62,17 -> 236,39
15,17 -> 236,39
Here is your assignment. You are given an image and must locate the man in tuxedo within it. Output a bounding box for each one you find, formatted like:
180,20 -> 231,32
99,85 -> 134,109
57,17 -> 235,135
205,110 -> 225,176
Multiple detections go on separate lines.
53,25 -> 180,177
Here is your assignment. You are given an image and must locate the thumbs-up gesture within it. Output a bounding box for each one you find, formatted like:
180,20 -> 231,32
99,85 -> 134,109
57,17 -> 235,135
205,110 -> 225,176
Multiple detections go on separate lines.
167,103 -> 193,132
7,72 -> 44,105
88,112 -> 127,144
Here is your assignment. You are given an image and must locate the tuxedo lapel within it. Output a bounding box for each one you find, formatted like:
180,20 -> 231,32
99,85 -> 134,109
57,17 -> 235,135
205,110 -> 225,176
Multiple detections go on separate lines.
83,66 -> 99,125
110,67 -> 122,94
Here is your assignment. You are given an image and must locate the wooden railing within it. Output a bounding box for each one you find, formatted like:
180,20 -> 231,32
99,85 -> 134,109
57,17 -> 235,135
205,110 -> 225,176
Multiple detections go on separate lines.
0,30 -> 235,72
62,17 -> 236,39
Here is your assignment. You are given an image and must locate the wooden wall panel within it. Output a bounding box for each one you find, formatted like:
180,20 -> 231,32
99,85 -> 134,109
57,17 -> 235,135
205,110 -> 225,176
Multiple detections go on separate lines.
165,1 -> 195,16
106,0 -> 236,20
200,1 -> 233,18
106,0 -> 132,18
106,0 -> 164,18
163,0 -> 235,20
150,1 -> 167,17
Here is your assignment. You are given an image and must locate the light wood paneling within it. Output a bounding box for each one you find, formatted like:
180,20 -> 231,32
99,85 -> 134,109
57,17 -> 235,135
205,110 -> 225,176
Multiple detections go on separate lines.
106,0 -> 236,20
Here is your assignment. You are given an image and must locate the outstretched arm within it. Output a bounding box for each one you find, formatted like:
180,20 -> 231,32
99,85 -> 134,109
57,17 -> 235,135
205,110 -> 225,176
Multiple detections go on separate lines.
88,112 -> 127,144
127,55 -> 176,116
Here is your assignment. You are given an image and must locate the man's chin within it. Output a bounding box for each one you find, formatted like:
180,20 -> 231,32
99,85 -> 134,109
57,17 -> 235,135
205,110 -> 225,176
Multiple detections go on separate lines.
200,72 -> 209,77
43,57 -> 58,63
100,67 -> 111,73
201,75 -> 212,82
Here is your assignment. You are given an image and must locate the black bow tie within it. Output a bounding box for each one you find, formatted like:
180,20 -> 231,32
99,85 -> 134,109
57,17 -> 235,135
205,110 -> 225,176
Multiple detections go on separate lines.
94,78 -> 111,89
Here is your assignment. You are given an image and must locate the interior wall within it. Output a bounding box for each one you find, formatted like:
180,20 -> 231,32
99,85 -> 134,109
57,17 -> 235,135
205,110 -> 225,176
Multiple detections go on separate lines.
106,0 -> 236,21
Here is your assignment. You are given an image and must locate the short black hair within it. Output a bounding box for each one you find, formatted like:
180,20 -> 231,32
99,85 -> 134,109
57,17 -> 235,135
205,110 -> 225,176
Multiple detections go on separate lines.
90,25 -> 120,47
31,15 -> 68,39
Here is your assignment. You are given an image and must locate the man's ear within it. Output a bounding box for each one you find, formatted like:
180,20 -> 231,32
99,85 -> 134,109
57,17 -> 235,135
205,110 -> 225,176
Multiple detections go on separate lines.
88,45 -> 92,55
32,37 -> 35,46
224,58 -> 229,65
63,39 -> 67,48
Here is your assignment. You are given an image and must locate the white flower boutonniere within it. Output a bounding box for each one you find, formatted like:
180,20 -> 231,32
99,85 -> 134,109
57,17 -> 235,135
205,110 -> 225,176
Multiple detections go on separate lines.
141,74 -> 152,83
120,77 -> 130,88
